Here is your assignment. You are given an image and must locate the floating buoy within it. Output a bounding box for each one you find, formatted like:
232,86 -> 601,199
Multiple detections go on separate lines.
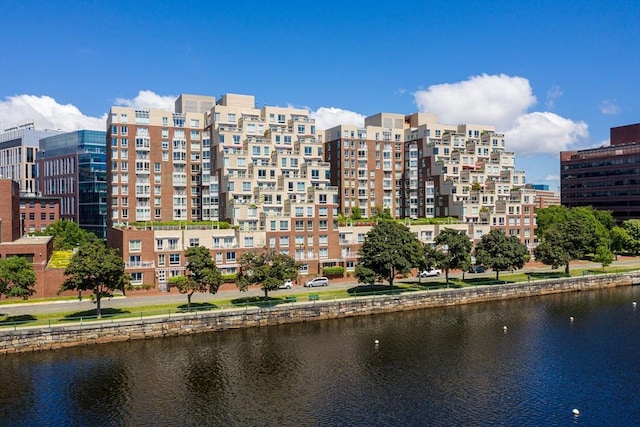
633,301 -> 637,307
572,408 -> 580,416
570,316 -> 574,322
374,339 -> 379,345
503,326 -> 508,331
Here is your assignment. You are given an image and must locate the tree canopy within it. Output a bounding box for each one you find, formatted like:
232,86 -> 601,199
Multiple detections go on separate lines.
59,241 -> 129,318
355,221 -> 422,287
176,246 -> 223,308
237,249 -> 298,298
622,219 -> 640,255
0,256 -> 36,300
33,219 -> 96,251
535,206 -> 610,253
433,228 -> 472,285
534,218 -> 592,274
474,229 -> 528,281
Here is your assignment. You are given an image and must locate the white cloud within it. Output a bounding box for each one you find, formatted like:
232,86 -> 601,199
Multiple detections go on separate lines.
545,85 -> 562,109
505,112 -> 588,155
310,107 -> 365,130
413,73 -> 536,130
599,100 -> 621,115
114,90 -> 176,111
0,94 -> 106,132
544,174 -> 560,182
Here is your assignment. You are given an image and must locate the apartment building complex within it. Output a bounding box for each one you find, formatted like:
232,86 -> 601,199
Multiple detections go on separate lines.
37,130 -> 108,238
561,123 -> 640,223
101,92 -> 544,290
326,112 -> 537,250
107,94 -> 342,289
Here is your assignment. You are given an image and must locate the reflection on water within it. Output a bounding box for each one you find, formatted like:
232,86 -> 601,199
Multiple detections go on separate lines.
1,286 -> 639,426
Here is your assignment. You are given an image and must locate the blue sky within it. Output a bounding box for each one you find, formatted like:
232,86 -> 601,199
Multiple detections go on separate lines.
1,0 -> 639,189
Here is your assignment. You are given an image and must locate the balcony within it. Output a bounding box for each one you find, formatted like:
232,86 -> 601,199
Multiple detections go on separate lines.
125,261 -> 155,268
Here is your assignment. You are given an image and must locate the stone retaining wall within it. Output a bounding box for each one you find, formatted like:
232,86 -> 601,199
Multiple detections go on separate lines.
2,272 -> 638,354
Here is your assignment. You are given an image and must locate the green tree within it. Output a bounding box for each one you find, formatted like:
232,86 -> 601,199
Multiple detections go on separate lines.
610,226 -> 630,258
593,245 -> 614,269
535,205 -> 570,237
237,249 -> 298,298
622,219 -> 640,255
356,222 -> 422,287
591,208 -> 615,231
59,241 -> 129,319
534,218 -> 593,274
433,228 -> 472,285
474,230 -> 528,281
34,219 -> 96,250
176,246 -> 222,309
0,256 -> 36,299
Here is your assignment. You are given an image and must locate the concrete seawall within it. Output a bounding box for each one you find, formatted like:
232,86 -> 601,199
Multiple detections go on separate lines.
2,272 -> 639,354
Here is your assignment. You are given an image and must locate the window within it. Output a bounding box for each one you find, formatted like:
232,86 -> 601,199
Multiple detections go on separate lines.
189,238 -> 200,247
129,240 -> 142,252
169,254 -> 181,265
130,272 -> 143,285
244,237 -> 254,247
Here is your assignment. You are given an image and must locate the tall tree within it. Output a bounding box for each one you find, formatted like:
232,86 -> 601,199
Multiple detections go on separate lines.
534,218 -> 592,274
474,230 -> 528,281
610,226 -> 630,258
59,241 -> 129,319
356,222 -> 422,287
0,256 -> 36,300
34,219 -> 96,250
433,228 -> 472,285
176,246 -> 223,309
622,219 -> 640,255
237,249 -> 298,298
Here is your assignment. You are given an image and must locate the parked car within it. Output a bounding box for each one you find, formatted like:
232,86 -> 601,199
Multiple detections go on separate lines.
304,277 -> 329,287
278,280 -> 293,289
468,265 -> 486,273
419,269 -> 442,278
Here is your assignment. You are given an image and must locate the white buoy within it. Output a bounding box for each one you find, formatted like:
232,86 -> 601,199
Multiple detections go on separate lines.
572,408 -> 580,416
503,325 -> 508,331
374,339 -> 379,345
570,316 -> 574,322
633,301 -> 637,307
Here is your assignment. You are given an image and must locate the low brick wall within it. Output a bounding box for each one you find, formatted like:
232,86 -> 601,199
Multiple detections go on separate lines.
2,272 -> 638,354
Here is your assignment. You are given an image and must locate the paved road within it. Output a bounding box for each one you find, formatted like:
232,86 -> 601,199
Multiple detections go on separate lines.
1,257 -> 637,317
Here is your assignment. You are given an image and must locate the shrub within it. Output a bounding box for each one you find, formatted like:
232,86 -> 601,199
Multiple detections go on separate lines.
221,273 -> 237,283
322,266 -> 344,277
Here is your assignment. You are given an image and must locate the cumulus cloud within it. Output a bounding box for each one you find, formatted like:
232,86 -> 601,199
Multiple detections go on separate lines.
545,85 -> 562,109
114,90 -> 176,111
504,112 -> 588,155
310,107 -> 365,130
0,94 -> 106,132
413,74 -> 536,130
599,100 -> 621,115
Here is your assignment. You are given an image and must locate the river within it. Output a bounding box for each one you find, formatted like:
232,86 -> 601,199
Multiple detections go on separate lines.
1,286 -> 639,426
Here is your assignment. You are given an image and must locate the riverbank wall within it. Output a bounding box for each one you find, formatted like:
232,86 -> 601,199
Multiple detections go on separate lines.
2,272 -> 639,354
